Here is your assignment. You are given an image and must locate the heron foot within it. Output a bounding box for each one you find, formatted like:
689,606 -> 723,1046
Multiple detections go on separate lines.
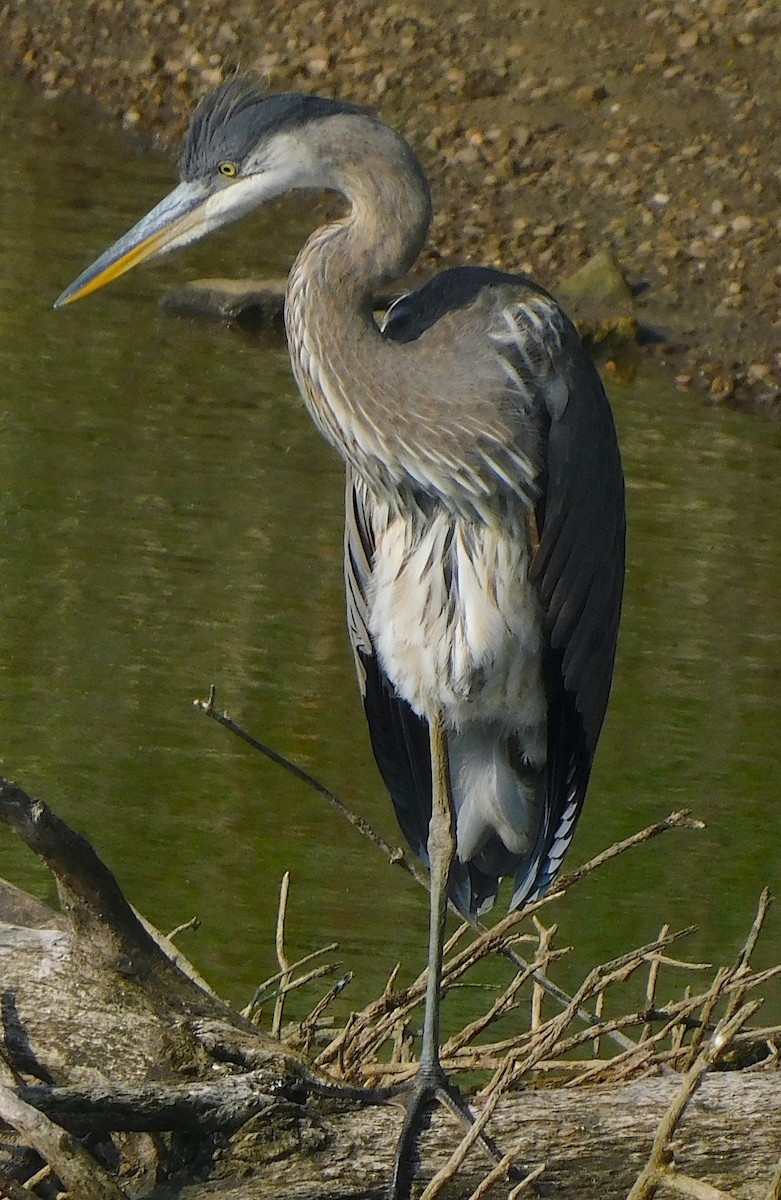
387,1064 -> 507,1200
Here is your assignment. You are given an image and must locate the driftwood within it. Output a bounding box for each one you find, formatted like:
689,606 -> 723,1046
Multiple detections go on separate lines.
0,763 -> 779,1200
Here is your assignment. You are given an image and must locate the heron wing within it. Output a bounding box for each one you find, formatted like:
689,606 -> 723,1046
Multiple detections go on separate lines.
385,266 -> 625,900
517,314 -> 626,903
345,267 -> 624,916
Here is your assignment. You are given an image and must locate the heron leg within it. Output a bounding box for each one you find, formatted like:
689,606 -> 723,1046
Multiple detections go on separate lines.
420,708 -> 455,1073
388,712 -> 505,1199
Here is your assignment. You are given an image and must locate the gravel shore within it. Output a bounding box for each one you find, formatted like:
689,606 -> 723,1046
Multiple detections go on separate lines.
3,0 -> 779,412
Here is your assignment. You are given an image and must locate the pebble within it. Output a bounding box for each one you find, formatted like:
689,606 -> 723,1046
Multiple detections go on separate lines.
0,0 -> 777,411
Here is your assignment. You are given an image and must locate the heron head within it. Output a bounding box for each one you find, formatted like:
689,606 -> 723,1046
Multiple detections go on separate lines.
54,78 -> 367,308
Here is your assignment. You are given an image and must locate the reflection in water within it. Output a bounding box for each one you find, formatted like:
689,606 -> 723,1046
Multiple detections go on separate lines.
1,75 -> 780,1026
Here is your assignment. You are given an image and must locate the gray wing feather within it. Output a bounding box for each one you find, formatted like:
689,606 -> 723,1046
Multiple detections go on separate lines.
532,336 -> 626,754
344,267 -> 625,915
516,323 -> 625,902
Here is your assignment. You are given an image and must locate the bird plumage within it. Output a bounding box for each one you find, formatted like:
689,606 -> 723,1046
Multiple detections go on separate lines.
55,77 -> 626,1195
56,74 -> 625,924
175,79 -> 626,922
344,267 -> 625,918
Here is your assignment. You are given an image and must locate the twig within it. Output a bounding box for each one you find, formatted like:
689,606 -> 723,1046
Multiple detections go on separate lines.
243,941 -> 339,1015
166,916 -> 201,941
508,1164 -> 547,1197
0,1083 -> 127,1200
653,1173 -> 740,1199
642,924 -> 670,1042
418,1087 -> 505,1200
530,919 -> 557,1031
442,952 -> 563,1060
195,687 -> 430,891
627,1000 -> 760,1200
272,872 -> 291,1039
592,988 -> 605,1057
552,811 -> 705,894
22,1164 -> 53,1190
196,689 -> 702,1060
681,968 -> 730,1066
295,971 -> 354,1049
467,1150 -> 543,1200
722,887 -> 773,1025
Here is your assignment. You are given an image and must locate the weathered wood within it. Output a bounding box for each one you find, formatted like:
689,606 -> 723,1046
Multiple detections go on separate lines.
0,1082 -> 127,1200
15,1075 -> 278,1133
0,779 -> 241,1015
147,1075 -> 781,1200
0,775 -> 779,1200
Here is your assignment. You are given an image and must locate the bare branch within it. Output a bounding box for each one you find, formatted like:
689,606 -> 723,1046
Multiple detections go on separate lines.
195,688 -> 430,890
195,691 -> 703,1061
0,1083 -> 127,1200
627,1001 -> 761,1200
272,872 -> 292,1039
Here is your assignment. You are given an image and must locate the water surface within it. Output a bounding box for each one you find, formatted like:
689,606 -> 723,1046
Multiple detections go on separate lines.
1,75 -> 779,1031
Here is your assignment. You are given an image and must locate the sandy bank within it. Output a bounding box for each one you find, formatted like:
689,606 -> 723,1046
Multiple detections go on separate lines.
3,0 -> 779,412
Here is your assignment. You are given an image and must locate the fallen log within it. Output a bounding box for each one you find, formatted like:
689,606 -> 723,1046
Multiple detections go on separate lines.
0,775 -> 779,1200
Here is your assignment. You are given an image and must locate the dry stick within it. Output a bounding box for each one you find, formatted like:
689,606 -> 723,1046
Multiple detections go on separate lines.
466,1144 -> 539,1200
451,929 -> 709,1073
345,925 -> 478,1068
656,1176 -> 740,1200
489,929 -> 701,1095
166,916 -> 201,941
507,1166 -> 547,1198
195,688 -> 430,892
22,1164 -> 53,1191
417,1084 -> 507,1200
567,941 -> 779,1088
297,971 -> 354,1041
274,961 -> 341,1005
244,941 -> 340,1016
643,924 -> 670,1042
333,907 -> 692,1076
592,988 -> 606,1057
271,872 -> 292,1039
442,951 -> 563,1060
681,892 -> 777,1072
197,688 -> 703,1063
0,1084 -> 127,1200
530,919 -> 557,1031
681,967 -> 731,1067
563,991 -> 729,1090
722,887 -> 773,1025
626,1000 -> 761,1200
335,912 -> 546,1072
552,812 -> 705,893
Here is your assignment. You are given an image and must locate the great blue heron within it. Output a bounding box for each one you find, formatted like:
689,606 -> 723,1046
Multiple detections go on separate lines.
56,77 -> 625,1195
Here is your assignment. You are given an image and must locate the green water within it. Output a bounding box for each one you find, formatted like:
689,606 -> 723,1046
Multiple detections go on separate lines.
1,75 -> 780,1032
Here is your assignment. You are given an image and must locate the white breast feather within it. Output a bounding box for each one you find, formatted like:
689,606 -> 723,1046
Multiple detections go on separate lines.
368,506 -> 546,752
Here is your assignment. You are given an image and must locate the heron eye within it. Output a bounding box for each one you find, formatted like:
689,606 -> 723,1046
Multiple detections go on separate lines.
218,161 -> 238,178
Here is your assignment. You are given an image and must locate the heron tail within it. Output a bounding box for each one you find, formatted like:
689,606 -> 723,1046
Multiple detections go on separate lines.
447,724 -> 544,914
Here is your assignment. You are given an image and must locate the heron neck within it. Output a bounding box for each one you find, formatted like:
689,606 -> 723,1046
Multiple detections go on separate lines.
318,114 -> 432,297
284,121 -> 433,487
